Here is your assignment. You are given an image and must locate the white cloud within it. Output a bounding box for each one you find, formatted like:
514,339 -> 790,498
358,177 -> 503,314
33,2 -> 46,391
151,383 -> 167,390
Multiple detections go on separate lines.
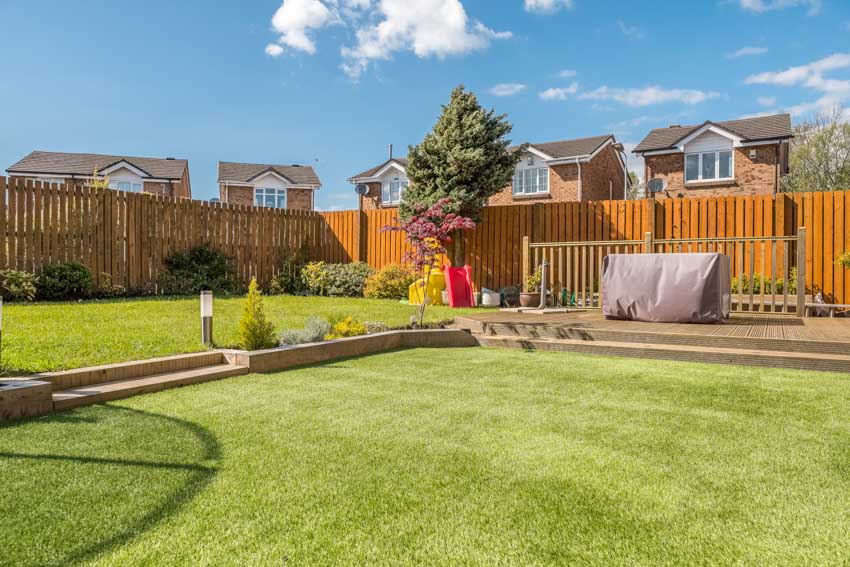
746,53 -> 850,116
578,85 -> 719,107
616,20 -> 645,40
489,83 -> 527,97
265,43 -> 285,57
265,0 -> 509,78
738,0 -> 821,15
557,69 -> 577,78
340,0 -> 511,79
757,96 -> 777,106
727,46 -> 768,58
539,82 -> 579,101
524,0 -> 574,14
269,0 -> 337,55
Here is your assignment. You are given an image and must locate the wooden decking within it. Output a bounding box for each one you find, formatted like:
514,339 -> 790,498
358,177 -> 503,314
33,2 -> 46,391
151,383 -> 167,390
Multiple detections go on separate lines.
455,310 -> 850,372
460,310 -> 850,343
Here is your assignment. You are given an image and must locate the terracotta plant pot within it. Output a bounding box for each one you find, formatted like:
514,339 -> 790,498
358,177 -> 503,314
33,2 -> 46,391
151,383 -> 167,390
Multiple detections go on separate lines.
519,292 -> 540,307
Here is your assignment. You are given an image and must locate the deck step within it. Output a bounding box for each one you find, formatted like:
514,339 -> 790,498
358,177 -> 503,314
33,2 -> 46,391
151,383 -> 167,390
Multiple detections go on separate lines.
53,363 -> 250,411
475,335 -> 850,373
457,319 -> 848,356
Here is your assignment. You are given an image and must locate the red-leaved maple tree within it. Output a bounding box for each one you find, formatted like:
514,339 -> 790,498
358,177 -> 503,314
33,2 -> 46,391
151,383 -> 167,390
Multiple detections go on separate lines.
383,198 -> 476,326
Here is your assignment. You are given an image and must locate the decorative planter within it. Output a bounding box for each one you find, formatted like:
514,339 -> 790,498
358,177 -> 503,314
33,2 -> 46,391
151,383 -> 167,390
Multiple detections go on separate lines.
519,292 -> 540,307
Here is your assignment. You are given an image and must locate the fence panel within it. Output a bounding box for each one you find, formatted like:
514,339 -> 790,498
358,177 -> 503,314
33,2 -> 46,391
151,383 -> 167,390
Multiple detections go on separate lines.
1,176 -> 848,301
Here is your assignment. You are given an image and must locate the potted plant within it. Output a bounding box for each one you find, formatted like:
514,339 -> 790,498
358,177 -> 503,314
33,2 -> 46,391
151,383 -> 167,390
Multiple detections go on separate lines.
520,267 -> 542,307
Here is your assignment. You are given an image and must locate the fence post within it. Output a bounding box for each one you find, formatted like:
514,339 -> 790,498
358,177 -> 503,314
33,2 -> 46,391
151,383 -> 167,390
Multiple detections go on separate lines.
353,210 -> 363,263
644,231 -> 653,254
796,226 -> 807,317
522,236 -> 530,292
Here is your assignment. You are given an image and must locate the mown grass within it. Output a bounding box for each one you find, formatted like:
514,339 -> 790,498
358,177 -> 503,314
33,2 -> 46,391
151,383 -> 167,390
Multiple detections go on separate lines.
2,348 -> 849,566
0,295 -> 478,373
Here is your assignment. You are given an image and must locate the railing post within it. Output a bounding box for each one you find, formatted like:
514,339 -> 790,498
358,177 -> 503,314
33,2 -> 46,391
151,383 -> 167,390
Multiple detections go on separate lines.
522,236 -> 530,292
796,227 -> 807,317
644,231 -> 653,254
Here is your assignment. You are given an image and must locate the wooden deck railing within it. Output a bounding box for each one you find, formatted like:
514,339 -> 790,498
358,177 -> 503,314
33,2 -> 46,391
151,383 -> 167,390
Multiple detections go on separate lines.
523,229 -> 807,315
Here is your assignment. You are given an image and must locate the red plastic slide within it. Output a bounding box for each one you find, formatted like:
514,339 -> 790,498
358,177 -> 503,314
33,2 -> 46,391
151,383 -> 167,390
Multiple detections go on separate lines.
443,265 -> 475,308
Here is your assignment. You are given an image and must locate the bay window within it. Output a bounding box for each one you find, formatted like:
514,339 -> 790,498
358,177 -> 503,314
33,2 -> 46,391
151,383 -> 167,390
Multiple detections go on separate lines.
382,178 -> 407,205
512,167 -> 549,195
112,181 -> 142,192
685,150 -> 733,183
255,187 -> 287,209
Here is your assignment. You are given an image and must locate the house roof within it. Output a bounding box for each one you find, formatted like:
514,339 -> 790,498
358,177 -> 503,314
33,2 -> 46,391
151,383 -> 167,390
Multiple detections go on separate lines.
349,158 -> 410,181
217,161 -> 321,186
514,134 -> 614,160
633,113 -> 792,153
6,151 -> 188,180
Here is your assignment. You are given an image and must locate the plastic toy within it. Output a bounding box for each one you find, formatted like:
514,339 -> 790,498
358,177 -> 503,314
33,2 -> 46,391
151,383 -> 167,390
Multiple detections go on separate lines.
408,265 -> 446,306
443,265 -> 475,308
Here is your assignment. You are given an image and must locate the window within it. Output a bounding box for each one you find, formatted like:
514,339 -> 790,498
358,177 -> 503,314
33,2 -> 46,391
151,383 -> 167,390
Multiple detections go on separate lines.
255,187 -> 287,209
685,150 -> 733,183
382,178 -> 407,205
112,181 -> 142,192
36,177 -> 64,186
512,167 -> 549,195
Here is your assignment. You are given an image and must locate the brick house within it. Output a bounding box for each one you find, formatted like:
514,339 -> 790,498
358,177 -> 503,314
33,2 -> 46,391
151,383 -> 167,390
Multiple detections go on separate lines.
6,151 -> 191,198
348,135 -> 629,210
217,161 -> 321,210
632,113 -> 792,198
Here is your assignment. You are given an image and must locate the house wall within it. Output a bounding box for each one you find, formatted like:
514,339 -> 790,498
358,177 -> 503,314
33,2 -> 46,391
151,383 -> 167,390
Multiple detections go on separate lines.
173,166 -> 191,198
644,143 -> 783,198
489,144 -> 626,205
358,182 -> 385,211
219,183 -> 315,210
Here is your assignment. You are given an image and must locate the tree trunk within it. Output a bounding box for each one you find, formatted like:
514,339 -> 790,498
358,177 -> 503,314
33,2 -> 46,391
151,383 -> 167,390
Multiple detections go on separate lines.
452,230 -> 466,267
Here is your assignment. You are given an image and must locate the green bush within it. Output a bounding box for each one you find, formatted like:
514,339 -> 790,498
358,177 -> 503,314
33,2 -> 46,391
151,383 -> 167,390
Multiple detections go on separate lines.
301,262 -> 374,297
732,267 -> 798,295
279,316 -> 331,346
268,257 -> 307,296
324,316 -> 367,340
159,245 -> 238,295
94,273 -> 126,299
0,269 -> 38,302
364,264 -> 416,299
238,278 -> 277,350
37,262 -> 94,300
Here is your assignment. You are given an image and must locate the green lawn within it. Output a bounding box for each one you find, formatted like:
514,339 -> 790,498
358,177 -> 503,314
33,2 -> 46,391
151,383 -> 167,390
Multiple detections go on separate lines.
1,295 -> 478,373
2,348 -> 849,566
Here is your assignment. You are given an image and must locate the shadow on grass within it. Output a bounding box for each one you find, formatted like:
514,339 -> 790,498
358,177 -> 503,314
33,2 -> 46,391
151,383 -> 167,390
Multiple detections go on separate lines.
0,404 -> 221,566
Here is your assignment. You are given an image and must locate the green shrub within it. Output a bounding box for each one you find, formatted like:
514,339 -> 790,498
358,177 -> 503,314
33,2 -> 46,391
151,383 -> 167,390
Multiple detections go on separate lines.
268,257 -> 307,295
837,251 -> 850,270
159,245 -> 238,295
37,262 -> 94,300
238,278 -> 277,350
94,273 -> 126,299
364,264 -> 416,299
324,316 -> 367,340
301,262 -> 374,297
0,269 -> 38,302
279,316 -> 331,346
731,267 -> 798,295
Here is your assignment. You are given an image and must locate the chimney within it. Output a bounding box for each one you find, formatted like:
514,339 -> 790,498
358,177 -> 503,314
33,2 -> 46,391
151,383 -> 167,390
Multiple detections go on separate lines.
388,144 -> 393,160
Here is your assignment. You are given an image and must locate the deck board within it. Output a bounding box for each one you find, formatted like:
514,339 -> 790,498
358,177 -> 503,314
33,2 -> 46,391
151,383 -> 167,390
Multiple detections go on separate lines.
461,310 -> 850,343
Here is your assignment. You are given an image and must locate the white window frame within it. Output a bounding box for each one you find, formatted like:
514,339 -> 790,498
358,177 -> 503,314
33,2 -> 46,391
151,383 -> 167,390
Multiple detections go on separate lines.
113,181 -> 143,193
512,167 -> 549,195
685,150 -> 734,183
382,177 -> 407,205
254,187 -> 287,209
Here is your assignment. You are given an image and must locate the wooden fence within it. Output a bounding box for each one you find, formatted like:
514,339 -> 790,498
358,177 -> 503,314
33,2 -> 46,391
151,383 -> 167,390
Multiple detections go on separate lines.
1,176 -> 848,303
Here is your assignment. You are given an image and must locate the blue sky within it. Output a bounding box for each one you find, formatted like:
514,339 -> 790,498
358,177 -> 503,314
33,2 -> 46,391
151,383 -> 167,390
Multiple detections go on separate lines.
1,0 -> 848,210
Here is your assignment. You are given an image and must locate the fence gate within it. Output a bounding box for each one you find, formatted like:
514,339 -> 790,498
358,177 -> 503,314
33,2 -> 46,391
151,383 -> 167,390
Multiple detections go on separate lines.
523,228 -> 807,316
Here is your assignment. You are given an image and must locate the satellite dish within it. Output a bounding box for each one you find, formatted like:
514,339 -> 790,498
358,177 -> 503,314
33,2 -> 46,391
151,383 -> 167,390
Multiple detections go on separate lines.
355,184 -> 369,196
647,178 -> 667,193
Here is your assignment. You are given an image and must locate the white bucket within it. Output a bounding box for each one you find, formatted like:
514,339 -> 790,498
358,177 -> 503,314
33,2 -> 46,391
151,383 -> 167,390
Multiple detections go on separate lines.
481,291 -> 501,307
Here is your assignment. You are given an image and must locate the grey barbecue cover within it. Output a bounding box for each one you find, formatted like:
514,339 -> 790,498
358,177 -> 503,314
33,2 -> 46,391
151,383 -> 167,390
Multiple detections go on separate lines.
602,253 -> 731,323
